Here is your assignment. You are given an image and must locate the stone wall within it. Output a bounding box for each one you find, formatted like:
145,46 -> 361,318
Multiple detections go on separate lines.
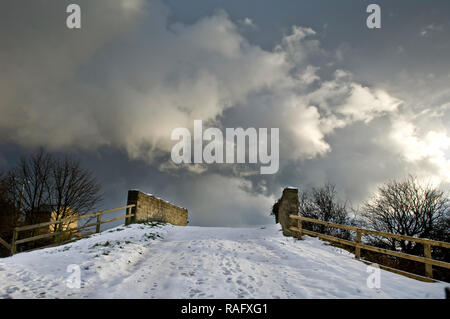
277,188 -> 299,236
126,190 -> 188,226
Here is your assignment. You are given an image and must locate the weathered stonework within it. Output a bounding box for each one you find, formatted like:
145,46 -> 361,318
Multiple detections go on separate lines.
278,188 -> 299,236
126,190 -> 188,226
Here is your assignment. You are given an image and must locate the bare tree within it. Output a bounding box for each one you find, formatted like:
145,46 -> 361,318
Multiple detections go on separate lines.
0,172 -> 19,251
8,149 -> 53,225
299,183 -> 351,239
49,156 -> 102,232
4,149 -> 102,237
362,176 -> 449,255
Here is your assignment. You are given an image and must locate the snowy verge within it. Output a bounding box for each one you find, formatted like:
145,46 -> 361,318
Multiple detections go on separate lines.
0,223 -> 447,298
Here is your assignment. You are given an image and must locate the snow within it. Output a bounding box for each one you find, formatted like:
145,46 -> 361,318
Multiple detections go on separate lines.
0,223 -> 447,299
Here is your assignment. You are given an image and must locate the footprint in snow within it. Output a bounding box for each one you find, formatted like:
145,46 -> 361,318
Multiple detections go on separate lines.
6,286 -> 19,294
189,288 -> 202,298
196,279 -> 205,284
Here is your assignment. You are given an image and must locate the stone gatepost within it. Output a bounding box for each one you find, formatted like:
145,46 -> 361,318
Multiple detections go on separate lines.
278,187 -> 299,236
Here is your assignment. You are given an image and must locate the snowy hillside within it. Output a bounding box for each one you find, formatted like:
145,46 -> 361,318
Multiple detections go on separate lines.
0,223 -> 447,299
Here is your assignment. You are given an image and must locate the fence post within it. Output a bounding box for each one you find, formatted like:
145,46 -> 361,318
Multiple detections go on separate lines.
297,219 -> 302,240
55,220 -> 63,244
125,207 -> 131,226
424,243 -> 433,278
96,214 -> 102,233
11,229 -> 18,255
355,230 -> 362,260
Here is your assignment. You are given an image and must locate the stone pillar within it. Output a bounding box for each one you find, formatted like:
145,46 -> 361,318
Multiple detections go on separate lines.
278,187 -> 299,236
126,190 -> 139,225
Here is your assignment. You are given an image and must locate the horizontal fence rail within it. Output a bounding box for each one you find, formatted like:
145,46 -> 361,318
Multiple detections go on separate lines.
289,215 -> 450,280
9,204 -> 135,255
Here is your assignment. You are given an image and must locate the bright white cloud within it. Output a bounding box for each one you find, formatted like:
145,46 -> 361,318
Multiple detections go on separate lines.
388,117 -> 450,184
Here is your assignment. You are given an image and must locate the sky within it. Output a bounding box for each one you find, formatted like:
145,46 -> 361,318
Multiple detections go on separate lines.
0,0 -> 449,227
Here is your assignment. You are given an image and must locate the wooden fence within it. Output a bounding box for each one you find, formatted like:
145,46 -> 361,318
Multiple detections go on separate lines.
6,204 -> 135,255
0,236 -> 11,251
289,215 -> 450,280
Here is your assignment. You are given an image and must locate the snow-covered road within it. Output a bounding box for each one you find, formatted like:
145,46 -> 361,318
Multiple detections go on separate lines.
0,223 -> 447,298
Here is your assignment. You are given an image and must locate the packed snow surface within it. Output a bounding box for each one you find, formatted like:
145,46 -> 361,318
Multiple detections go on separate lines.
0,223 -> 447,298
